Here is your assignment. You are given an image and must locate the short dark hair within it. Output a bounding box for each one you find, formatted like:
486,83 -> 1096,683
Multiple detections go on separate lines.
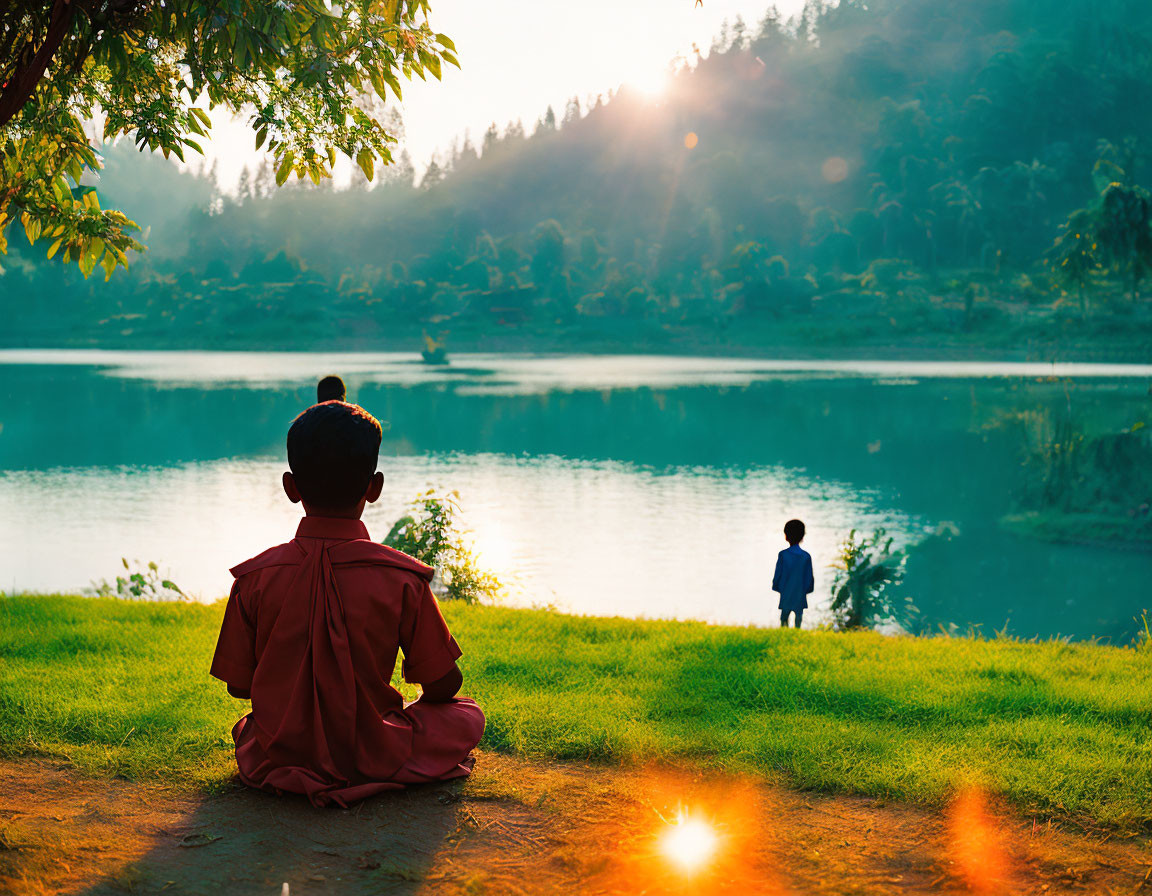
784,519 -> 806,544
287,402 -> 382,508
317,375 -> 346,403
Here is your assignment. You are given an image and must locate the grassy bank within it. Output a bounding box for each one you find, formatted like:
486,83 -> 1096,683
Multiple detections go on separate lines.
1,594 -> 1150,829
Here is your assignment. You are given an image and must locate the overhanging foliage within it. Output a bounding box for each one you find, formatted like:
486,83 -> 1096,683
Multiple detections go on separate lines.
0,0 -> 456,278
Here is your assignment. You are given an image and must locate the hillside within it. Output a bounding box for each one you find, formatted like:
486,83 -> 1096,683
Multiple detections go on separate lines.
3,0 -> 1152,356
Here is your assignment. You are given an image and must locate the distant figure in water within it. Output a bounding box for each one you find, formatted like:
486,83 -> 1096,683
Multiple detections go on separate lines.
773,519 -> 814,629
317,374 -> 346,403
210,401 -> 484,807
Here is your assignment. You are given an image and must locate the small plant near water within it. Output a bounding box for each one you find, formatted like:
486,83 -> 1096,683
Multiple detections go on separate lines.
91,559 -> 187,602
384,490 -> 503,604
829,529 -> 915,630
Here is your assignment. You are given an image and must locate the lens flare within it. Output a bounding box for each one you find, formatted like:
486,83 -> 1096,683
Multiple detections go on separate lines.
822,156 -> 849,183
948,788 -> 1011,893
660,810 -> 718,873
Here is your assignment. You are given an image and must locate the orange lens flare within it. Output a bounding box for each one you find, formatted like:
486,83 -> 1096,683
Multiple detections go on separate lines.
947,788 -> 1011,893
660,809 -> 719,873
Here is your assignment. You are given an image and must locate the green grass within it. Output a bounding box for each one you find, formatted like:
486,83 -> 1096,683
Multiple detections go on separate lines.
2,594 -> 1150,829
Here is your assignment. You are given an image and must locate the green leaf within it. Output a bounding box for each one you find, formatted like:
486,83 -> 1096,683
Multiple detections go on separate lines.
78,246 -> 98,279
275,152 -> 295,186
101,251 -> 119,281
22,214 -> 41,245
366,68 -> 385,99
356,149 -> 374,181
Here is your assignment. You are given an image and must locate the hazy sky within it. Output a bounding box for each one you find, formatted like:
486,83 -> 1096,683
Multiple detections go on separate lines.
196,0 -> 800,190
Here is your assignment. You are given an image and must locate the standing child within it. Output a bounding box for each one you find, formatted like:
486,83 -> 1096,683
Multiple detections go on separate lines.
773,519 -> 814,629
211,401 -> 484,807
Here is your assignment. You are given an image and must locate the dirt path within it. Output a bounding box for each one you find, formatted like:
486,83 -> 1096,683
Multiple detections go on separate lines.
0,754 -> 1148,895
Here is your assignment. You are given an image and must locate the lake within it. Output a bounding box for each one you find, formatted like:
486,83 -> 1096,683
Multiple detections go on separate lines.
1,350 -> 1149,639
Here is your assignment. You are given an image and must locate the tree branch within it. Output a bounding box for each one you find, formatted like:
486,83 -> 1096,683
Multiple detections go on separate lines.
0,0 -> 76,127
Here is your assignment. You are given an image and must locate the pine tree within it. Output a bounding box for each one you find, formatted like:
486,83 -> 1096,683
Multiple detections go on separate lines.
757,6 -> 784,42
482,122 -> 500,155
562,98 -> 581,127
421,158 -> 445,190
236,166 -> 253,201
732,15 -> 748,49
388,150 -> 415,188
458,134 -> 479,166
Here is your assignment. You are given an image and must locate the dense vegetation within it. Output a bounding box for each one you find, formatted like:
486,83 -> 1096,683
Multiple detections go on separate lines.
4,0 -> 1152,354
2,595 -> 1150,829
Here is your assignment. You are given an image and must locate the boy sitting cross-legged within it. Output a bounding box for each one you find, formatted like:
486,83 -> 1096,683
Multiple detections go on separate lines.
210,401 -> 484,807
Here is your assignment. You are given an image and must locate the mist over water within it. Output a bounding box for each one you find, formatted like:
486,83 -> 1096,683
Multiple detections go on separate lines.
1,352 -> 1148,639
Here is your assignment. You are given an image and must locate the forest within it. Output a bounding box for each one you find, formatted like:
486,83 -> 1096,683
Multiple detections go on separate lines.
3,0 -> 1152,355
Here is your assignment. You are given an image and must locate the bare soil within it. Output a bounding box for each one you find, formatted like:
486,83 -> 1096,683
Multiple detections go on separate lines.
0,754 -> 1148,895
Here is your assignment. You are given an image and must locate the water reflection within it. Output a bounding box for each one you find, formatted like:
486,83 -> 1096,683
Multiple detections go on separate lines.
0,353 -> 1148,638
0,455 -> 915,627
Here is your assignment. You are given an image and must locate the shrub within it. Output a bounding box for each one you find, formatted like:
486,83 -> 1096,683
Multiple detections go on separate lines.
829,529 -> 914,630
91,559 -> 187,602
383,490 -> 503,604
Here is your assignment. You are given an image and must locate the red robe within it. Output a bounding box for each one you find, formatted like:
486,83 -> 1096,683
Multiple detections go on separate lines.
210,516 -> 484,807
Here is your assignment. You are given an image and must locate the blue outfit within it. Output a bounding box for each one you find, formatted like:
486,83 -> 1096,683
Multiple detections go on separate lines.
772,544 -> 814,612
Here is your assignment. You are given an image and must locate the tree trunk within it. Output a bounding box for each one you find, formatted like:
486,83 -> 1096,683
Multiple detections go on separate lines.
0,0 -> 77,127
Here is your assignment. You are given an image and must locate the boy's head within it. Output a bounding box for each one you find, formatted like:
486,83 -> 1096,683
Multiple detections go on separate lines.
284,402 -> 383,515
784,519 -> 806,545
317,375 -> 347,403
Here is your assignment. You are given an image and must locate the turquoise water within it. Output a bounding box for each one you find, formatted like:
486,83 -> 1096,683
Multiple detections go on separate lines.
1,351 -> 1149,639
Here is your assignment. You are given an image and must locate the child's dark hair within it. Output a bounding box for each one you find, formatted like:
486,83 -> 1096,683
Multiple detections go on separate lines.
317,375 -> 346,403
287,402 -> 382,508
784,519 -> 806,544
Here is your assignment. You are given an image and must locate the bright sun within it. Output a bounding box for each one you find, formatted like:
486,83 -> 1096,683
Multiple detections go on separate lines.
660,811 -> 719,873
622,67 -> 669,99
